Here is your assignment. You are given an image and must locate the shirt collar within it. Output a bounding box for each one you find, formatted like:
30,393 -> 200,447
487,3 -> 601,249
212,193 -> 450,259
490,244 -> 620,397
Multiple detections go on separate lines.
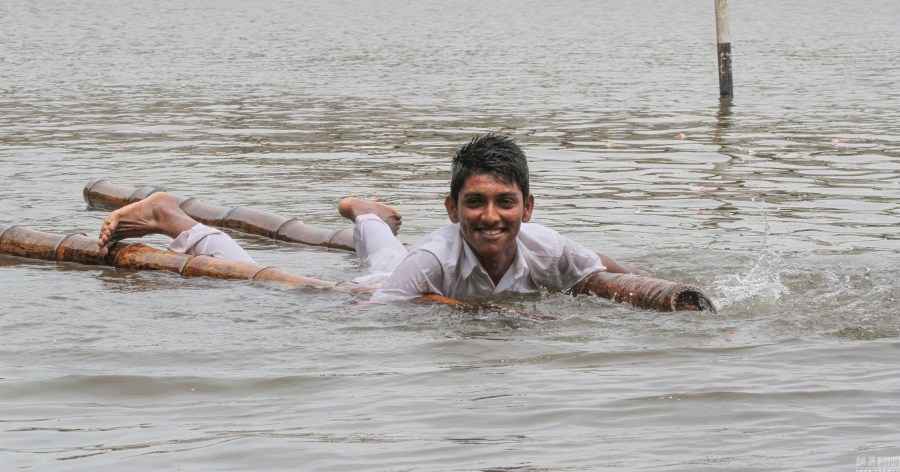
459,236 -> 531,291
459,240 -> 480,279
495,238 -> 530,292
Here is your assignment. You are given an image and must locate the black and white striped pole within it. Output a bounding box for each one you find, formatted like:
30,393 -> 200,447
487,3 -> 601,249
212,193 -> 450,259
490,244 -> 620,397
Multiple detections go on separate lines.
715,0 -> 733,98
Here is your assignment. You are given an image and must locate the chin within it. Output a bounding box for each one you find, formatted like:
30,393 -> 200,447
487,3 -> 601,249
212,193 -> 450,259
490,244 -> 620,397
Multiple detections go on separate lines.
473,242 -> 507,257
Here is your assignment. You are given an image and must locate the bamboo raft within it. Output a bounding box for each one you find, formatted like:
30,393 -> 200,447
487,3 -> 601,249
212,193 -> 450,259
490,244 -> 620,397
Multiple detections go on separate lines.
0,179 -> 716,312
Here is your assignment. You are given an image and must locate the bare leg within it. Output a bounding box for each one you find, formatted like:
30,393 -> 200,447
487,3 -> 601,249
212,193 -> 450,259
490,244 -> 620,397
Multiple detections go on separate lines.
97,192 -> 198,255
338,197 -> 402,235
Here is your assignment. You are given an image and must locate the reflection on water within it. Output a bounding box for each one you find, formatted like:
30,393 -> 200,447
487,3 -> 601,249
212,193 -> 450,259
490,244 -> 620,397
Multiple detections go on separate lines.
1,0 -> 899,470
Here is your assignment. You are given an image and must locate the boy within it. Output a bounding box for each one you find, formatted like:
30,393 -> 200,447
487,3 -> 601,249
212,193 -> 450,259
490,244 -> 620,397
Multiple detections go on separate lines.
338,134 -> 644,300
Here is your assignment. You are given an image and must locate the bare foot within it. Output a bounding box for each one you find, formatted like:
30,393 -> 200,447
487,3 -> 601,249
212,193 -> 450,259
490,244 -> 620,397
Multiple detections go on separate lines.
97,192 -> 198,255
338,197 -> 402,235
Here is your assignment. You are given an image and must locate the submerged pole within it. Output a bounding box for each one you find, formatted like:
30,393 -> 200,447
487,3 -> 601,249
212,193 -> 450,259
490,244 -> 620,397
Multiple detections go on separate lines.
715,0 -> 734,98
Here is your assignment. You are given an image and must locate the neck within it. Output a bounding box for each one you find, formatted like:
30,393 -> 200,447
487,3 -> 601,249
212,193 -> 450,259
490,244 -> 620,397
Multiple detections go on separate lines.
477,249 -> 516,285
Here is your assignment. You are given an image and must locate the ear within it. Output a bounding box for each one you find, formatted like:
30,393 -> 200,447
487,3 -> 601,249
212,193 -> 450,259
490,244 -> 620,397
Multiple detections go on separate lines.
444,195 -> 460,223
522,194 -> 535,223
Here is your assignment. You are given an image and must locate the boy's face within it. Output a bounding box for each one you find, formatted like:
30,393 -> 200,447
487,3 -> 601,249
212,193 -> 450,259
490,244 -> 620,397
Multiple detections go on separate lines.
444,173 -> 534,271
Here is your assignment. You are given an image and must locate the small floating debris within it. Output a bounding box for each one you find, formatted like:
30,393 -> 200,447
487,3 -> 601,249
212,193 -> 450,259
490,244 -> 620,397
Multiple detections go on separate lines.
675,132 -> 687,140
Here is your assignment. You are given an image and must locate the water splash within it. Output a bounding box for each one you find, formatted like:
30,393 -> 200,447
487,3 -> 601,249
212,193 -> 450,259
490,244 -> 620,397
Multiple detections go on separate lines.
712,198 -> 789,309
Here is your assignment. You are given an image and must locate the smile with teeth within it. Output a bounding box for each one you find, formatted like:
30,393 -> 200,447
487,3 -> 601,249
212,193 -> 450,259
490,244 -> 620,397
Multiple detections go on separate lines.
478,228 -> 504,236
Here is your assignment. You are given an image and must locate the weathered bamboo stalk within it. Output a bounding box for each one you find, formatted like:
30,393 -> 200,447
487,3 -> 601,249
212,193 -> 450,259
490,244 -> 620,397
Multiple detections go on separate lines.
571,271 -> 714,312
83,179 -> 354,251
0,223 -> 333,287
0,223 -> 480,310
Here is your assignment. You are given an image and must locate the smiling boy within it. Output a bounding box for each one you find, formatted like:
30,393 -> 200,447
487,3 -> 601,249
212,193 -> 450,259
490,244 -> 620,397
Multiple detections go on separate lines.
339,133 -> 646,301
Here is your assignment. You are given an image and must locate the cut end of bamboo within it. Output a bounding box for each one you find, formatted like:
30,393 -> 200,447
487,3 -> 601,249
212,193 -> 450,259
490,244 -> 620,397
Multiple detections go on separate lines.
83,178 -> 163,210
672,285 -> 716,312
573,271 -> 716,312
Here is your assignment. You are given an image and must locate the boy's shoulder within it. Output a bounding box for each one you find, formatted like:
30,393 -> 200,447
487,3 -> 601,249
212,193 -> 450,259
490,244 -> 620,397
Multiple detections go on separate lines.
519,222 -> 558,236
518,222 -> 566,249
411,223 -> 463,256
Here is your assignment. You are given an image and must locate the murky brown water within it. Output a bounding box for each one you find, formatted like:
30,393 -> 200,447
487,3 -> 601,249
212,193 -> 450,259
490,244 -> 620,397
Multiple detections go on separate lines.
2,0 -> 898,470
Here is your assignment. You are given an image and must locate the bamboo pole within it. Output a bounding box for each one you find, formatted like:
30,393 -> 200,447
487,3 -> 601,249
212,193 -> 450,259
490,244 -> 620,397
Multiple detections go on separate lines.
83,179 -> 354,251
0,223 -> 471,306
715,0 -> 734,98
571,271 -> 714,312
1,221 -> 714,312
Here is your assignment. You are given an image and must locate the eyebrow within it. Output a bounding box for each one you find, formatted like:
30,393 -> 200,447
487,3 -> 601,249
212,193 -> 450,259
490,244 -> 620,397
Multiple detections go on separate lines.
461,191 -> 520,199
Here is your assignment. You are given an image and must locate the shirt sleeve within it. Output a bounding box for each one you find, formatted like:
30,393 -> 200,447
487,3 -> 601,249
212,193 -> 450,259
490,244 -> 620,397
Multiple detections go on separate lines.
371,249 -> 445,301
556,236 -> 606,290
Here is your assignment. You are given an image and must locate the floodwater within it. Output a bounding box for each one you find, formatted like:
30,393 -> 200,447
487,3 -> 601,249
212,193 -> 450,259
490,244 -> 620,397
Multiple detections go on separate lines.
1,0 -> 898,470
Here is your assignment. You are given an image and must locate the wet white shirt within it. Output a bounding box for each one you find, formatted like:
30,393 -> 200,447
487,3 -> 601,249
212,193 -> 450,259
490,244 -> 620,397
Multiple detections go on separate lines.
372,222 -> 605,301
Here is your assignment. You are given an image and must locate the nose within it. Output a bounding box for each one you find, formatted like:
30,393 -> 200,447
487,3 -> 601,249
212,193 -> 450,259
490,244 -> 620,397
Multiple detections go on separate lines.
481,202 -> 500,225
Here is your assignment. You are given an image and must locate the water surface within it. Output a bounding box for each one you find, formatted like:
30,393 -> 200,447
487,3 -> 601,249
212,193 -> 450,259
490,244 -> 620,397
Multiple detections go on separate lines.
1,0 -> 898,470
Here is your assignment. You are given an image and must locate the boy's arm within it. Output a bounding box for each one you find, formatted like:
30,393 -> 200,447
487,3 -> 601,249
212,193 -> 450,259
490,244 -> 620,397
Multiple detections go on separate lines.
597,253 -> 650,277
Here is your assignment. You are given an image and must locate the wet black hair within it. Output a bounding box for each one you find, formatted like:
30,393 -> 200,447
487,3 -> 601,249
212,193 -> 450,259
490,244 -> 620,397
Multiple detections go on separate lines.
449,134 -> 530,201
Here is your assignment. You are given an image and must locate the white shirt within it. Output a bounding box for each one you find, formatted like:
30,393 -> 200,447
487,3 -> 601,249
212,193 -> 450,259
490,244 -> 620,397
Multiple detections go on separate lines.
373,223 -> 605,301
